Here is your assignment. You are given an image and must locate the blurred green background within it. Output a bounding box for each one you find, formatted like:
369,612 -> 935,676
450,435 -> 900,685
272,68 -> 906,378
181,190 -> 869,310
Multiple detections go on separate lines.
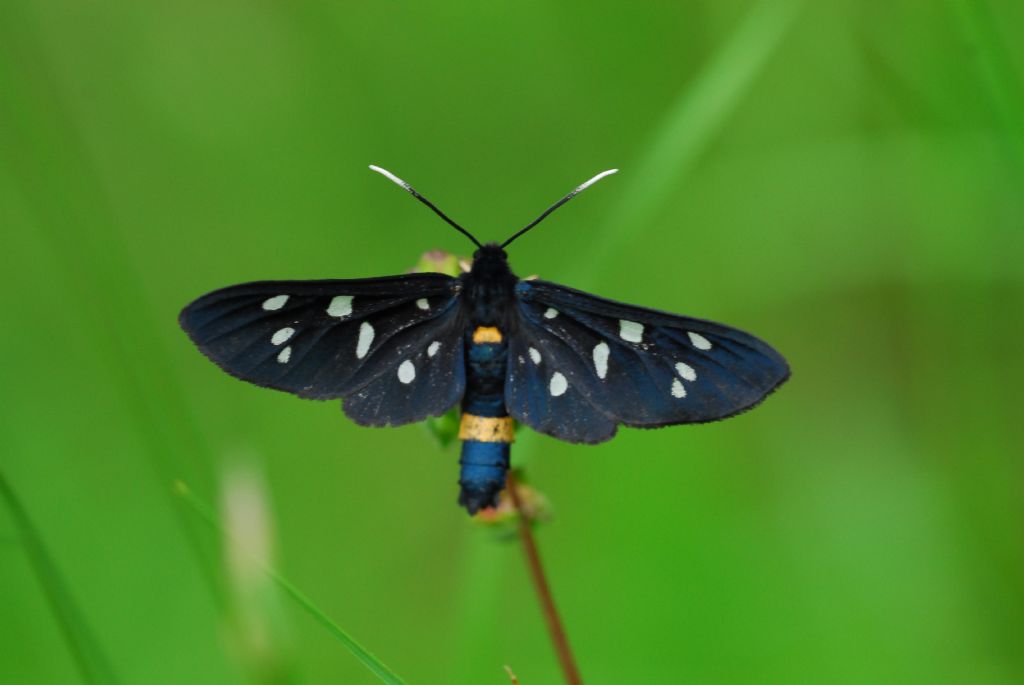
2,1 -> 1023,683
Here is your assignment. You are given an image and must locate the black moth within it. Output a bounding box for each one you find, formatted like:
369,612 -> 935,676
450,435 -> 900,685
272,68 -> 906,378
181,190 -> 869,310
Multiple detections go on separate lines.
180,167 -> 790,514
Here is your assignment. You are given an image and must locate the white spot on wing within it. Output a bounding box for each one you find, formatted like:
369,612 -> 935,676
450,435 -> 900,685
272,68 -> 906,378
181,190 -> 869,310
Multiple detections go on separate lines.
397,360 -> 416,384
262,295 -> 288,311
544,308 -> 559,319
671,379 -> 686,398
428,341 -> 441,357
675,362 -> 697,381
550,372 -> 568,397
529,347 -> 542,365
593,342 -> 610,379
688,331 -> 712,350
327,295 -> 353,317
277,346 -> 292,364
619,320 -> 644,343
416,298 -> 429,310
356,322 -> 374,359
271,327 -> 295,345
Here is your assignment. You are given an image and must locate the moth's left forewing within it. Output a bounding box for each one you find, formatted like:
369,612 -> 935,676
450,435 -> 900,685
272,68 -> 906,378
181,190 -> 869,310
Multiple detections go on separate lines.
509,279 -> 789,434
179,273 -> 467,425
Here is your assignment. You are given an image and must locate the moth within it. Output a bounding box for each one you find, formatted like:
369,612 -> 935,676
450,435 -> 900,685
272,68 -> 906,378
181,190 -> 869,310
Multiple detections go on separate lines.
180,167 -> 790,514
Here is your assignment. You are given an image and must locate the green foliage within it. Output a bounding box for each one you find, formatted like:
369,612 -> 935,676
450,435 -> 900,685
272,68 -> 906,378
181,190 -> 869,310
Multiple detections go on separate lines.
175,481 -> 408,685
2,2 -> 1023,684
1,473 -> 121,685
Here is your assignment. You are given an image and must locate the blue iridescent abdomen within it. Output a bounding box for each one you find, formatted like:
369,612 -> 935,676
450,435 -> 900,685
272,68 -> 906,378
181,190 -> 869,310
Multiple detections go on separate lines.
457,328 -> 514,513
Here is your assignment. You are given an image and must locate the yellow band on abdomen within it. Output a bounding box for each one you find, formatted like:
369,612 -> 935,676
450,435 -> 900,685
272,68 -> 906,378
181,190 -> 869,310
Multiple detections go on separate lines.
458,414 -> 515,443
472,326 -> 503,343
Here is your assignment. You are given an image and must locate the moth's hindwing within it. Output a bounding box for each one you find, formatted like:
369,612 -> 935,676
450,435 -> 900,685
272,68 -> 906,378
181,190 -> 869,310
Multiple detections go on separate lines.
179,273 -> 466,426
508,279 -> 790,443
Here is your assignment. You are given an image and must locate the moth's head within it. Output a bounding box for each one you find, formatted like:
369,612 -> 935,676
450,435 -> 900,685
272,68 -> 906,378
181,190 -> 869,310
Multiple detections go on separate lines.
473,243 -> 508,263
469,243 -> 512,278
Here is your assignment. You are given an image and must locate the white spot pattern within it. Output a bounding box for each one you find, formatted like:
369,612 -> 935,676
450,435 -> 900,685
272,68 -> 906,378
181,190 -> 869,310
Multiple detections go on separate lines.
593,342 -> 610,379
550,372 -> 568,397
397,360 -> 416,384
277,346 -> 292,364
619,320 -> 644,343
262,295 -> 288,311
544,308 -> 559,319
356,322 -> 374,359
416,298 -> 429,310
529,347 -> 542,365
327,295 -> 353,317
428,341 -> 441,357
271,327 -> 295,346
687,331 -> 712,350
675,362 -> 697,381
671,378 -> 686,398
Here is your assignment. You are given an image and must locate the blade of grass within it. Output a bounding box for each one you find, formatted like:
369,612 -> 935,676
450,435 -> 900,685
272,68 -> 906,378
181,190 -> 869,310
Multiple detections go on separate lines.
0,0 -> 224,604
569,0 -> 804,287
945,0 -> 1024,164
173,481 -> 410,685
0,471 -> 122,685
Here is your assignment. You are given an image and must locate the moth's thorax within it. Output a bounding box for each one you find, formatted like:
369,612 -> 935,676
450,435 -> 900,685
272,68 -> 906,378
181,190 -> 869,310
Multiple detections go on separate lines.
461,243 -> 519,327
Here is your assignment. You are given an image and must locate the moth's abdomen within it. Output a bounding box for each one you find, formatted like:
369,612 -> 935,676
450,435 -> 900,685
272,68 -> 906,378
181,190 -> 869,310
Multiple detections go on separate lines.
458,430 -> 512,514
458,327 -> 513,514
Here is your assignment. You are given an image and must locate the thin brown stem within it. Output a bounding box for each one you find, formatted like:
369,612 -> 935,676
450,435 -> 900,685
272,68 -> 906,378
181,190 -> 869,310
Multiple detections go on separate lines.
506,472 -> 583,685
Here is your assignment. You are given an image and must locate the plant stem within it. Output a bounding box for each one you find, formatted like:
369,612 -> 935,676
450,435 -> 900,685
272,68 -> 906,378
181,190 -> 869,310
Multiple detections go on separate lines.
505,472 -> 583,685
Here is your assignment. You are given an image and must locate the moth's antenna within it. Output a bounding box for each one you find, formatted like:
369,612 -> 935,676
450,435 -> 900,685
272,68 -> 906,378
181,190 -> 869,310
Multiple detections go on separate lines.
500,169 -> 618,249
369,165 -> 482,248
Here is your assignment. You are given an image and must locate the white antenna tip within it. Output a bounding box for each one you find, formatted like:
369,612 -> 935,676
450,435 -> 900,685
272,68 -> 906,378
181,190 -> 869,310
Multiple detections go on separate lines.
368,164 -> 411,191
576,168 -> 620,193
